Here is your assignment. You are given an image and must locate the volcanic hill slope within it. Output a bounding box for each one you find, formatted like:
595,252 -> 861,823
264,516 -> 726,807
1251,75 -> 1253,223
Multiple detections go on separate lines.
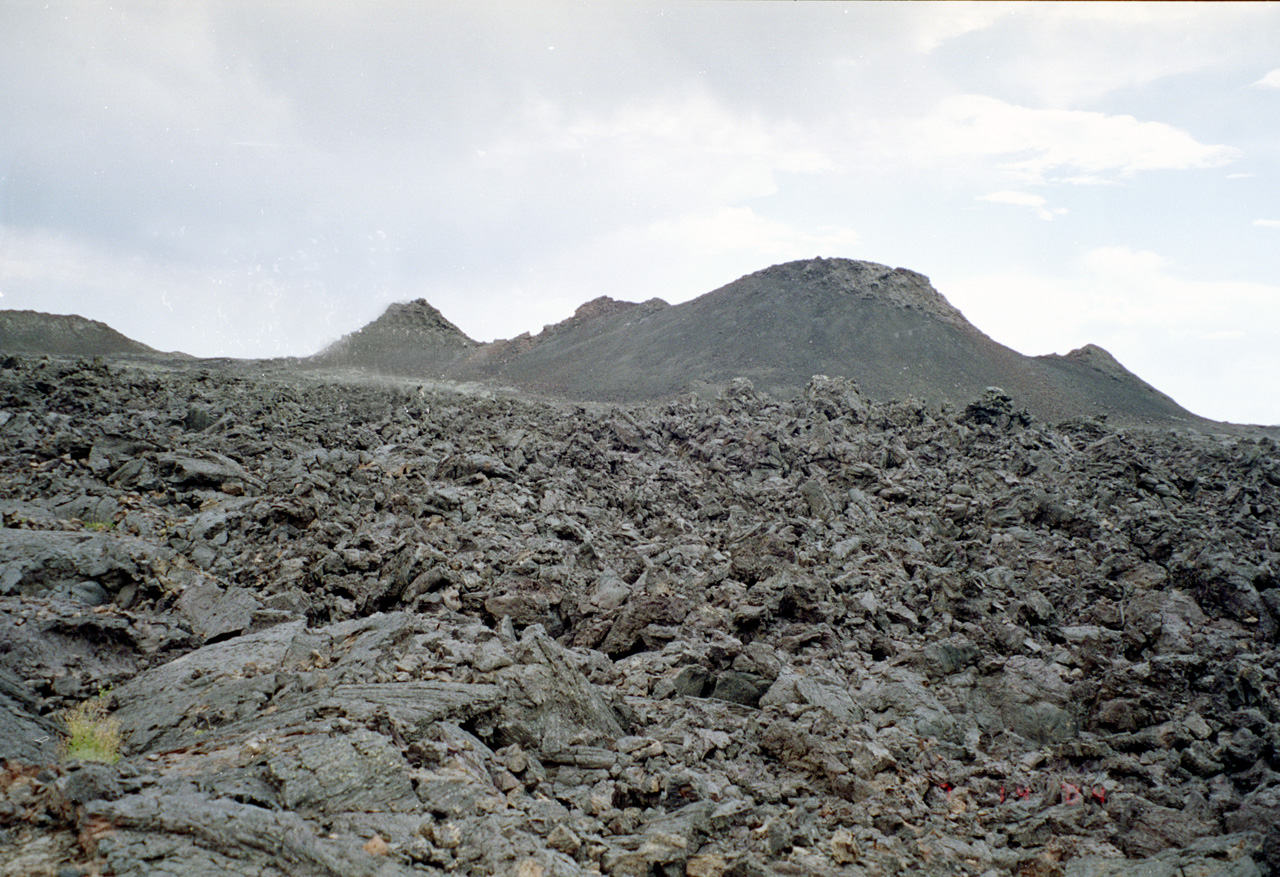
310,298 -> 479,375
0,310 -> 165,358
312,258 -> 1215,429
0,352 -> 1278,876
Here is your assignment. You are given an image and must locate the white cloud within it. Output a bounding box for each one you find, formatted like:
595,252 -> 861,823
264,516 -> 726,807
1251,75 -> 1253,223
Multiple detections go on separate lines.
1254,69 -> 1280,88
490,93 -> 837,207
978,190 -> 1067,221
557,99 -> 832,174
944,5 -> 1280,105
907,3 -> 1018,52
1,5 -> 295,149
644,208 -> 859,258
918,95 -> 1238,184
938,247 -> 1280,424
1254,219 -> 1280,229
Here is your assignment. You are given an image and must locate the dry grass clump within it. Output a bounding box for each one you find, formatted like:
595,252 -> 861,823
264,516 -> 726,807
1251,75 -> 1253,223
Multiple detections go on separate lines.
62,693 -> 121,764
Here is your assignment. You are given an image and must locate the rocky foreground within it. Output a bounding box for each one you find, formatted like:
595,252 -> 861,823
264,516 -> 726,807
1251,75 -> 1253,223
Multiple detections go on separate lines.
1,354 -> 1278,877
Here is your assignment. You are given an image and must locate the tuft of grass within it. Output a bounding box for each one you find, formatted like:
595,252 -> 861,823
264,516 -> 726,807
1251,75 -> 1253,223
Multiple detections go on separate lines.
63,693 -> 122,764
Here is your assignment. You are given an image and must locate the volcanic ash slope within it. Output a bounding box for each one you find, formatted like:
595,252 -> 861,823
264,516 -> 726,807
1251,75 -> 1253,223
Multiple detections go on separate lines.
319,257 -> 1218,429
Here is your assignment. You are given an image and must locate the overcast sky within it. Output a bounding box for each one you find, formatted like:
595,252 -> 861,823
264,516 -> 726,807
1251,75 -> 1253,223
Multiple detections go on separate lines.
2,2 -> 1279,424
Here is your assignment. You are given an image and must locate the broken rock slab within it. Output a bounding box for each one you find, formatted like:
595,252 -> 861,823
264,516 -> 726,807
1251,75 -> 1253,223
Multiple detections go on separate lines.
0,667 -> 62,763
0,529 -> 147,604
154,449 -> 266,495
175,577 -> 263,641
89,790 -> 416,877
264,726 -> 419,815
974,656 -> 1081,744
111,619 -> 320,753
0,595 -> 194,705
1066,832 -> 1264,877
112,615 -> 504,755
760,671 -> 865,724
494,624 -> 629,752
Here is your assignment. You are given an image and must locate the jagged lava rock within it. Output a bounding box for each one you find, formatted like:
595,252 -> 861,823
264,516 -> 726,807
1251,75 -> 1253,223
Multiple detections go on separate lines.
0,349 -> 1277,876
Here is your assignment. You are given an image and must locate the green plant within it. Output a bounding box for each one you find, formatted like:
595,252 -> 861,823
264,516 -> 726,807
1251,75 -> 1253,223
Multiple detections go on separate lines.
63,693 -> 121,764
84,520 -> 115,532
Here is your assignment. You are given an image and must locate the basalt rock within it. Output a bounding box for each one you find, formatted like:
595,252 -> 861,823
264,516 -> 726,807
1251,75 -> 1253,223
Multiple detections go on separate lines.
0,353 -> 1277,876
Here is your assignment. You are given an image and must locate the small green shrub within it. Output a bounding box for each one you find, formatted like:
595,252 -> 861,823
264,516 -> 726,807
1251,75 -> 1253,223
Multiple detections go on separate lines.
63,693 -> 121,764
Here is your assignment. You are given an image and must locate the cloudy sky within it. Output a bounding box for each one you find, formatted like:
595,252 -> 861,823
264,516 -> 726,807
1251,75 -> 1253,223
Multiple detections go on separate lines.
2,2 -> 1279,424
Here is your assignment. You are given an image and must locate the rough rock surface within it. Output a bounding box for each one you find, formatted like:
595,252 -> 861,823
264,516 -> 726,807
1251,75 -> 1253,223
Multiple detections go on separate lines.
1,353 -> 1278,877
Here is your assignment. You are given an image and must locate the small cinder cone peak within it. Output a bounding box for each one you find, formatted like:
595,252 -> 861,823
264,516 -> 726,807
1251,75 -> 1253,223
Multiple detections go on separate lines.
729,257 -> 975,331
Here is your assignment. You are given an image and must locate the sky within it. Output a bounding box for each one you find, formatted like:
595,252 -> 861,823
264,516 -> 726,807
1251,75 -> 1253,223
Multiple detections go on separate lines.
1,2 -> 1279,425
